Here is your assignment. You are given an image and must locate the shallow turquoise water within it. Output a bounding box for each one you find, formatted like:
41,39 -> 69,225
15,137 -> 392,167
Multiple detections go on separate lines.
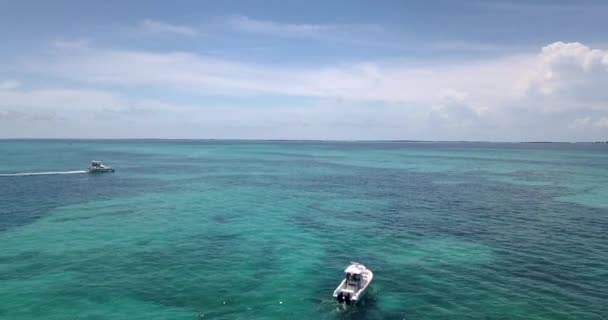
1,140 -> 607,319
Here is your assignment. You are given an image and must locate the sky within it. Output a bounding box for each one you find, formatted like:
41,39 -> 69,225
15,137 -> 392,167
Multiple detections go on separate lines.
1,0 -> 607,141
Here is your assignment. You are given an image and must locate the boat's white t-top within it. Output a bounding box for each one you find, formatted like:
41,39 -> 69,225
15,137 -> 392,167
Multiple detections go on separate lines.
333,262 -> 373,305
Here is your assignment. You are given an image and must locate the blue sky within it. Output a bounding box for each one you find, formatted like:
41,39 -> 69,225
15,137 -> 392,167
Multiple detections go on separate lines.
1,0 -> 608,140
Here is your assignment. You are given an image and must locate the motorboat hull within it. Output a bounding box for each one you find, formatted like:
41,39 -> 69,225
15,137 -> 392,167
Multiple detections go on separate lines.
88,167 -> 115,173
88,161 -> 115,173
333,263 -> 373,305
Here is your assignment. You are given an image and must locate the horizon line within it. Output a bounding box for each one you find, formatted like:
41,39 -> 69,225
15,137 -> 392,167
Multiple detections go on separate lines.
0,138 -> 606,144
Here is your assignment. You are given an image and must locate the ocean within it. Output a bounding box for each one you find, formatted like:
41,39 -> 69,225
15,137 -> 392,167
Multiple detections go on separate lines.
1,140 -> 607,319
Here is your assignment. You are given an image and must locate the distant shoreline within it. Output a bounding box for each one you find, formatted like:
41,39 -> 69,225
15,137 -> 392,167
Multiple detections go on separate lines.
0,138 -> 606,144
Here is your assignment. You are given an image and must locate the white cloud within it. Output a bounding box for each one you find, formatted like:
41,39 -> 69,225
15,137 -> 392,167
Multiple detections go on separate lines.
516,42 -> 608,110
39,42 -> 529,108
570,117 -> 592,129
52,39 -> 91,50
594,117 -> 608,128
0,80 -> 20,90
0,87 -> 124,118
225,15 -> 411,50
0,92 -> 428,139
569,116 -> 608,134
139,19 -> 197,36
10,41 -> 608,140
229,15 -> 328,38
225,16 -> 514,53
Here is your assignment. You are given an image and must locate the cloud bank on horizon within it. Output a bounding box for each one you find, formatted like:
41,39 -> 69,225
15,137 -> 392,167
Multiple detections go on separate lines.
1,0 -> 607,141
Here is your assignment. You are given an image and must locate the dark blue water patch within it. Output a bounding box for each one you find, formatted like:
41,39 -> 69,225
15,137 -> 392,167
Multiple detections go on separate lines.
378,176 -> 608,318
0,174 -> 168,231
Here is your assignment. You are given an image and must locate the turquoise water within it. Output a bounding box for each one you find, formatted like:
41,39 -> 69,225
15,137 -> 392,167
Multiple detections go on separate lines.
1,140 -> 607,319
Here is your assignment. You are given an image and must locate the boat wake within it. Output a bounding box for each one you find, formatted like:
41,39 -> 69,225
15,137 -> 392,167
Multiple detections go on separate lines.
0,170 -> 87,177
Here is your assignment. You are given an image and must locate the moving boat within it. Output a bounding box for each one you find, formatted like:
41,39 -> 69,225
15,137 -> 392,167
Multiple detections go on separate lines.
333,262 -> 373,305
88,161 -> 115,173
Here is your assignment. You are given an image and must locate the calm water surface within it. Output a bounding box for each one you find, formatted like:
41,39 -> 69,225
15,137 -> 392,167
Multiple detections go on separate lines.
1,140 -> 607,319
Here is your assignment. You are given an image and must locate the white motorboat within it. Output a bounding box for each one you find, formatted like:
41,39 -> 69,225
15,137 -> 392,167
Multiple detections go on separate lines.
333,262 -> 373,305
88,161 -> 115,173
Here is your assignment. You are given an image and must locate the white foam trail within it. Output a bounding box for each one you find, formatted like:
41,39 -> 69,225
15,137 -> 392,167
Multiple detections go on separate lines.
0,170 -> 87,177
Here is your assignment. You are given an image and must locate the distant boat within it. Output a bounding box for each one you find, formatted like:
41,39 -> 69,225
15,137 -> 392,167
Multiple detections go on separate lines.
87,161 -> 115,173
333,262 -> 373,305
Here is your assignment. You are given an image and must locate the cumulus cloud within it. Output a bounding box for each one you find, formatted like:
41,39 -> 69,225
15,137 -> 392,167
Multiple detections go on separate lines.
516,42 -> 608,110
